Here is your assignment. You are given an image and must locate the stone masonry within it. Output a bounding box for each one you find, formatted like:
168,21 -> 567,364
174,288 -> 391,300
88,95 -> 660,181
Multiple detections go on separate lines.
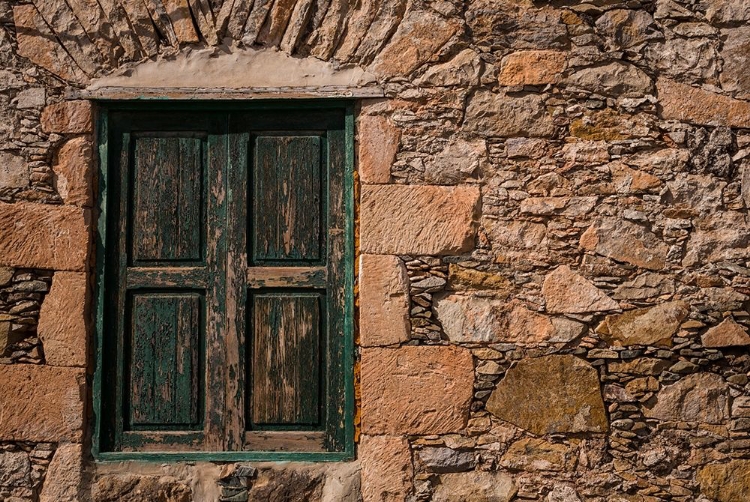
1,0 -> 750,501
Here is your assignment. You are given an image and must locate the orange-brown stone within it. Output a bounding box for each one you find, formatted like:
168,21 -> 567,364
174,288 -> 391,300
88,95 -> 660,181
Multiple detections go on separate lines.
486,355 -> 608,435
12,5 -> 88,84
361,346 -> 474,435
37,272 -> 88,367
41,101 -> 93,134
498,50 -> 566,86
657,78 -> 750,128
359,255 -> 410,347
360,185 -> 480,255
53,137 -> 93,207
359,435 -> 413,502
370,8 -> 461,77
358,115 -> 400,184
702,318 -> 750,347
542,265 -> 620,314
0,365 -> 84,442
0,202 -> 90,271
38,443 -> 83,502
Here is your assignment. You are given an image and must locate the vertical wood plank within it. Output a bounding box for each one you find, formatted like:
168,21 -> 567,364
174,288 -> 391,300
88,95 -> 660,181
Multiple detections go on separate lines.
132,136 -> 203,263
252,135 -> 322,263
251,293 -> 321,426
204,130 -> 228,450
225,130 -> 249,449
129,293 -> 201,427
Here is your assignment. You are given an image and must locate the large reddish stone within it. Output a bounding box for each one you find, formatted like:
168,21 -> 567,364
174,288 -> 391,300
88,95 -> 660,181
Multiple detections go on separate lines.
37,272 -> 88,367
657,78 -> 750,128
359,435 -> 412,502
53,137 -> 93,207
486,355 -> 608,435
0,365 -> 84,442
358,115 -> 400,184
359,255 -> 410,347
701,318 -> 750,347
597,301 -> 689,348
12,5 -> 88,84
361,346 -> 474,435
542,265 -> 620,314
580,218 -> 669,271
360,185 -> 480,255
498,50 -> 566,86
369,8 -> 461,77
41,101 -> 93,134
0,202 -> 90,272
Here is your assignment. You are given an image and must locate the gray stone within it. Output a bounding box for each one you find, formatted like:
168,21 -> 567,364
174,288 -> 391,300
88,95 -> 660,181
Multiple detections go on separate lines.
565,62 -> 653,98
0,151 -> 28,189
706,0 -> 750,24
644,372 -> 729,424
0,451 -> 30,487
422,137 -> 486,184
417,447 -> 475,473
465,90 -> 556,138
547,485 -> 582,502
434,295 -> 504,343
645,38 -> 718,81
596,10 -> 662,48
416,49 -> 482,87
720,26 -> 750,99
13,87 -> 45,109
432,471 -> 516,502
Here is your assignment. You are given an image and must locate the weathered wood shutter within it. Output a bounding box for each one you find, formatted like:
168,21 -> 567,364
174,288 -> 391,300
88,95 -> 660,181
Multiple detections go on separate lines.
98,107 -> 351,456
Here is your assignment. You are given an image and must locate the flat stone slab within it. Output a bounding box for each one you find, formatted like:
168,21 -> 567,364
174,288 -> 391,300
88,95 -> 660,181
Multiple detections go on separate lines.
360,185 -> 480,256
487,355 -> 608,435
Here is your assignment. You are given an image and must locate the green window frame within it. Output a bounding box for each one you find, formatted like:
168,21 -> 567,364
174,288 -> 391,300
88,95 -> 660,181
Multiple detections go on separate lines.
93,102 -> 355,462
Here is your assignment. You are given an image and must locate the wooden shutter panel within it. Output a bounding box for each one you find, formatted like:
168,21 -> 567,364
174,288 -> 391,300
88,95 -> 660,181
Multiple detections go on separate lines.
230,110 -> 349,453
102,113 -> 227,452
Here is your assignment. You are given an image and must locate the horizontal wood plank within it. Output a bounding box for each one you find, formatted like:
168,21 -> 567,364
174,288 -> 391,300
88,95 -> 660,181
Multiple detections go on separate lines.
246,267 -> 326,288
243,431 -> 326,452
127,267 -> 209,289
121,431 -> 204,451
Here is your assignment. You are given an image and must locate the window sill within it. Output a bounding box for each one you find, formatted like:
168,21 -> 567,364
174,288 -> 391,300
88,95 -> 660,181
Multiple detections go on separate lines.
93,449 -> 355,463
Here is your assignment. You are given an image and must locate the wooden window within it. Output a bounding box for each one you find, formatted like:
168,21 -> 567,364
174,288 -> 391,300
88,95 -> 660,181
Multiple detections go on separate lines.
93,104 -> 354,461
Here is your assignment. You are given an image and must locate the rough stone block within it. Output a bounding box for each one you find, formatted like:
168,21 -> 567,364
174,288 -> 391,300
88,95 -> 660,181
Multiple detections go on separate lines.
432,471 -> 516,502
360,185 -> 479,255
0,202 -> 90,271
0,151 -> 29,189
486,355 -> 608,435
434,295 -> 505,343
465,90 -> 556,138
41,101 -> 93,134
369,8 -> 460,77
39,443 -> 82,502
359,254 -> 410,347
37,271 -> 88,366
644,372 -> 729,424
498,50 -> 566,86
698,460 -> 750,502
597,301 -> 689,348
53,137 -> 93,207
657,78 -> 750,128
542,266 -> 620,314
359,435 -> 412,502
358,115 -> 399,184
361,346 -> 474,435
701,318 -> 750,347
0,365 -> 84,442
12,5 -> 88,84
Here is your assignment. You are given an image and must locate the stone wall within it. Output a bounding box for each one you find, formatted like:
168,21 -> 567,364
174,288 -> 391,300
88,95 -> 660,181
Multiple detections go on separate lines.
1,0 -> 750,501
